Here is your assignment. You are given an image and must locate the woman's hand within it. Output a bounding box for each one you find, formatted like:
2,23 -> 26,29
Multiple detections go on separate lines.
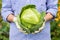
44,12 -> 53,21
7,14 -> 15,22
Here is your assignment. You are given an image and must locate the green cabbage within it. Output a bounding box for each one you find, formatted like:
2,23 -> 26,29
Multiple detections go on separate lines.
18,5 -> 46,33
21,8 -> 40,24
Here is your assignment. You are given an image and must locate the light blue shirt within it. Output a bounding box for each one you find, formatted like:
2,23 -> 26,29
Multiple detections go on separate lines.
1,0 -> 58,40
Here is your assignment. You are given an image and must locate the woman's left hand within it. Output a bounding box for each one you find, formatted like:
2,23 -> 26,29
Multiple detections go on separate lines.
44,12 -> 53,21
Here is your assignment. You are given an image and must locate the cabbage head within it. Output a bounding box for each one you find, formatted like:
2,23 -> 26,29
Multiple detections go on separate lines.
18,5 -> 46,34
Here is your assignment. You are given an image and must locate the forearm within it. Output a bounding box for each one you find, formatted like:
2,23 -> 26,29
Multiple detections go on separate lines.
1,0 -> 14,22
45,0 -> 58,21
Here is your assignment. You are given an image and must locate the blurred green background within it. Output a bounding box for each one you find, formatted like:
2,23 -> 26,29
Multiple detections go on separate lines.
0,0 -> 60,40
0,0 -> 9,40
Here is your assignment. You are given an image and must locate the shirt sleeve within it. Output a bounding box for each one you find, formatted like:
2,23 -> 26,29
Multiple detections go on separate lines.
1,0 -> 13,22
46,0 -> 58,17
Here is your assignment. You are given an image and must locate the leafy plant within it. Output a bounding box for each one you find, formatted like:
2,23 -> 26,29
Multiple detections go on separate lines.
0,21 -> 9,40
16,5 -> 46,33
